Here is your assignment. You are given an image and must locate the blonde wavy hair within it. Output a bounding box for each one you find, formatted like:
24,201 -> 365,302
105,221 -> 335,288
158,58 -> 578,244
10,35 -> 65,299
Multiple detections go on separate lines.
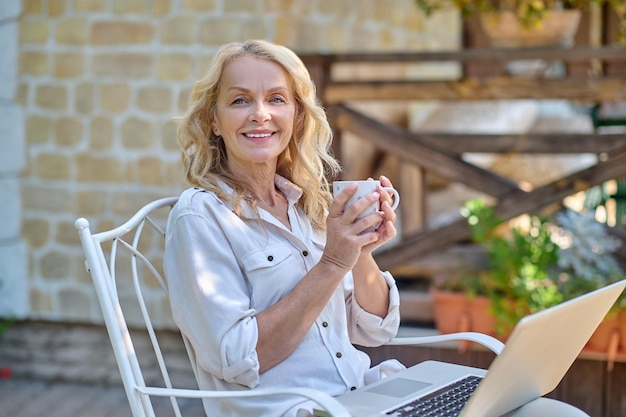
177,39 -> 340,230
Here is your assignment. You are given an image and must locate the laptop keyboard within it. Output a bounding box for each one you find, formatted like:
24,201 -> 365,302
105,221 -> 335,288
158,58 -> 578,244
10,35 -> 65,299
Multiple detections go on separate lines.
386,375 -> 482,417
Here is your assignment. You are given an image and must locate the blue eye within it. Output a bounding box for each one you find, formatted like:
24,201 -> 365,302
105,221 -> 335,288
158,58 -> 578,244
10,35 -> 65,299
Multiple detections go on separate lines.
270,96 -> 286,104
232,98 -> 246,105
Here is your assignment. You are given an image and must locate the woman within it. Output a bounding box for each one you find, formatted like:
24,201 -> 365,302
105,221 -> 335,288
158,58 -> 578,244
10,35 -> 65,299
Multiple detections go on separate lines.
164,39 -> 403,416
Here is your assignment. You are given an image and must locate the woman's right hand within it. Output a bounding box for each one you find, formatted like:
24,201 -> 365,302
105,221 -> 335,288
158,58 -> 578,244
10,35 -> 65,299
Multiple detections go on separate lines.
320,182 -> 384,271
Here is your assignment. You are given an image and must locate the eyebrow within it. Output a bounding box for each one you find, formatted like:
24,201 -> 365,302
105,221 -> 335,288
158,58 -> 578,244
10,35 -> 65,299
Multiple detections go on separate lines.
226,86 -> 291,94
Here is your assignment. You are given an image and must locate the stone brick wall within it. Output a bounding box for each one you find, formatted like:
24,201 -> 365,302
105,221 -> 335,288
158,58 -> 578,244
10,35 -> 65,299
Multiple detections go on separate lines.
14,0 -> 460,326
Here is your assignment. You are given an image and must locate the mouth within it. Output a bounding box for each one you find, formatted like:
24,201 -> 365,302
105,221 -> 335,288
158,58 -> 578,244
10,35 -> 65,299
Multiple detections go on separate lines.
243,131 -> 274,139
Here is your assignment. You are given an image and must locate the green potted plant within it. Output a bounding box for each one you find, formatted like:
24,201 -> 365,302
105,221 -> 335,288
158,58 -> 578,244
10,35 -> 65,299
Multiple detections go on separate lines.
431,198 -> 626,350
414,0 -> 626,45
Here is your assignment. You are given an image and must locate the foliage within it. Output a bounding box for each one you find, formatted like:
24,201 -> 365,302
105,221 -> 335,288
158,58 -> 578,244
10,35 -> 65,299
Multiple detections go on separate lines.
414,0 -> 626,41
458,199 -> 562,334
437,198 -> 626,335
552,209 -> 626,311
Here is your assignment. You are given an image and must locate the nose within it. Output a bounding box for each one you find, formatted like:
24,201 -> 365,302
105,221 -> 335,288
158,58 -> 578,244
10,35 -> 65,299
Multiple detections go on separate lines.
248,101 -> 270,123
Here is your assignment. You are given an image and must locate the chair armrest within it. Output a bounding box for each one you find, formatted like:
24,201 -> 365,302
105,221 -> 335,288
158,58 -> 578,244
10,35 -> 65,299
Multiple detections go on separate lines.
136,386 -> 351,417
386,331 -> 504,355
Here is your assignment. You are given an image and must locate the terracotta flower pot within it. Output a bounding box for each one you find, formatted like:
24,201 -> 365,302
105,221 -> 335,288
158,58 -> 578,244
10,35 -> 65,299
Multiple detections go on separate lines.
584,311 -> 626,371
479,10 -> 582,48
431,289 -> 500,352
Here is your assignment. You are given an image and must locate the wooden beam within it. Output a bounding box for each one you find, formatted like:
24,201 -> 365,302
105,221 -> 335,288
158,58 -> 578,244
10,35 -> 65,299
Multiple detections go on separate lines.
334,104 -> 519,197
416,133 -> 626,154
325,76 -> 626,103
374,146 -> 626,270
300,46 -> 626,65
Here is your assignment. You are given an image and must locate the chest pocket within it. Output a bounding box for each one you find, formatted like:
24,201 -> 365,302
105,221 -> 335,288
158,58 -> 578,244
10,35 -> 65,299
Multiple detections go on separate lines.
241,243 -> 302,310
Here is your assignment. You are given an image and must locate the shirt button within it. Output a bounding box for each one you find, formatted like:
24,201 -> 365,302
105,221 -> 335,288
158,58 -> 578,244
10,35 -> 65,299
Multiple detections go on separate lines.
302,250 -> 308,256
336,352 -> 342,358
267,255 -> 273,261
322,321 -> 328,327
350,386 -> 357,391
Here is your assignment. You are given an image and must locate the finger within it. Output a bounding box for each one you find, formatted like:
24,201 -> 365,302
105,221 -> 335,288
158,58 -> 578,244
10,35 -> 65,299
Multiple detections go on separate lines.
379,175 -> 393,188
330,182 -> 358,217
353,211 -> 384,235
381,200 -> 396,222
376,184 -> 395,211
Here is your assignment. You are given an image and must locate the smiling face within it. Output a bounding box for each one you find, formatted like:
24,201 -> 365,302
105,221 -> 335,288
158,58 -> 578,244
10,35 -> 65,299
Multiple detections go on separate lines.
212,55 -> 296,175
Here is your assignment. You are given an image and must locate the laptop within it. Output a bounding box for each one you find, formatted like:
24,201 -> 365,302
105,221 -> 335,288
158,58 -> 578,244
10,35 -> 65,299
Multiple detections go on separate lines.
315,280 -> 626,417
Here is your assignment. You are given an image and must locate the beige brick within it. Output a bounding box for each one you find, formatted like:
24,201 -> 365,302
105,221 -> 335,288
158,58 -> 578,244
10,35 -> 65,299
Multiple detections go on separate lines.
319,0 -> 352,18
22,185 -> 73,212
161,17 -> 197,44
55,117 -> 83,146
76,190 -> 108,216
181,0 -> 217,11
22,218 -> 50,248
58,288 -> 91,320
56,221 -> 81,245
23,0 -> 43,14
75,82 -> 95,114
192,55 -> 214,79
137,86 -> 172,113
264,0 -> 294,12
20,19 -> 49,44
324,25 -> 350,52
35,85 -> 68,110
72,0 -> 107,12
91,22 -> 154,45
274,16 -> 299,46
26,115 -> 52,144
225,0 -> 260,13
153,0 -> 172,15
54,53 -> 85,78
100,83 -> 130,113
240,19 -> 269,42
93,53 -> 153,78
48,0 -> 66,16
37,153 -> 70,180
198,18 -> 241,46
112,192 -> 167,216
293,21 -> 321,50
112,0 -> 149,14
177,87 -> 192,112
157,53 -> 192,81
136,156 -> 164,185
56,17 -> 89,45
161,120 -> 179,151
41,251 -> 71,279
121,118 -> 154,148
76,154 -> 123,182
30,288 -> 54,314
89,117 -> 114,150
166,161 -> 185,187
20,51 -> 49,76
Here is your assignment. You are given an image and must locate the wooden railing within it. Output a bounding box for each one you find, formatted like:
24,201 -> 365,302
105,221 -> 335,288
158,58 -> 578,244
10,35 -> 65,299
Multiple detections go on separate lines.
301,46 -> 626,272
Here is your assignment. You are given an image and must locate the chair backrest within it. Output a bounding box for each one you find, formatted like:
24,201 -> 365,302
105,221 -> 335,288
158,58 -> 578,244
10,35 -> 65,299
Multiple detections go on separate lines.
75,197 -> 183,417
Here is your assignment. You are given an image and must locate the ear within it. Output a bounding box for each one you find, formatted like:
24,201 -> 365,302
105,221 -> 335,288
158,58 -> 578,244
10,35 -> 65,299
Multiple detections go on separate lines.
211,122 -> 220,137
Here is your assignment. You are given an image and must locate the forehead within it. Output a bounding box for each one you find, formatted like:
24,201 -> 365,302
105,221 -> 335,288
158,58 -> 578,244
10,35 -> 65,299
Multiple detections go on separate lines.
219,55 -> 292,92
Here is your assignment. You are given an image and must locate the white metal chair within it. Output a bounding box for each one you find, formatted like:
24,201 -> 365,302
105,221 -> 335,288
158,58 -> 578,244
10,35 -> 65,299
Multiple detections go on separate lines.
75,197 -> 586,417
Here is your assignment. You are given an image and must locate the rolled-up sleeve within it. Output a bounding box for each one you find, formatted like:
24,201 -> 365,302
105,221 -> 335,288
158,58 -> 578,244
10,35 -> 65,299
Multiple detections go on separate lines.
165,210 -> 261,388
346,271 -> 401,347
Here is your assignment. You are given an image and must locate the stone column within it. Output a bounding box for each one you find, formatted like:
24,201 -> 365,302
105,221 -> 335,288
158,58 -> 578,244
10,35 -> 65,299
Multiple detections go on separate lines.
0,0 -> 28,318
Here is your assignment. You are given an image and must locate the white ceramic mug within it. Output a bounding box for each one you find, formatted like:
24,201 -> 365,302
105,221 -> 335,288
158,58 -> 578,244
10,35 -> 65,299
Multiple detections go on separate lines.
332,180 -> 400,232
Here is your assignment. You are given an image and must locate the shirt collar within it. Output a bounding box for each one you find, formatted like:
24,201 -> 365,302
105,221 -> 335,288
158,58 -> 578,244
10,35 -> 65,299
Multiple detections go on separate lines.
219,174 -> 303,220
